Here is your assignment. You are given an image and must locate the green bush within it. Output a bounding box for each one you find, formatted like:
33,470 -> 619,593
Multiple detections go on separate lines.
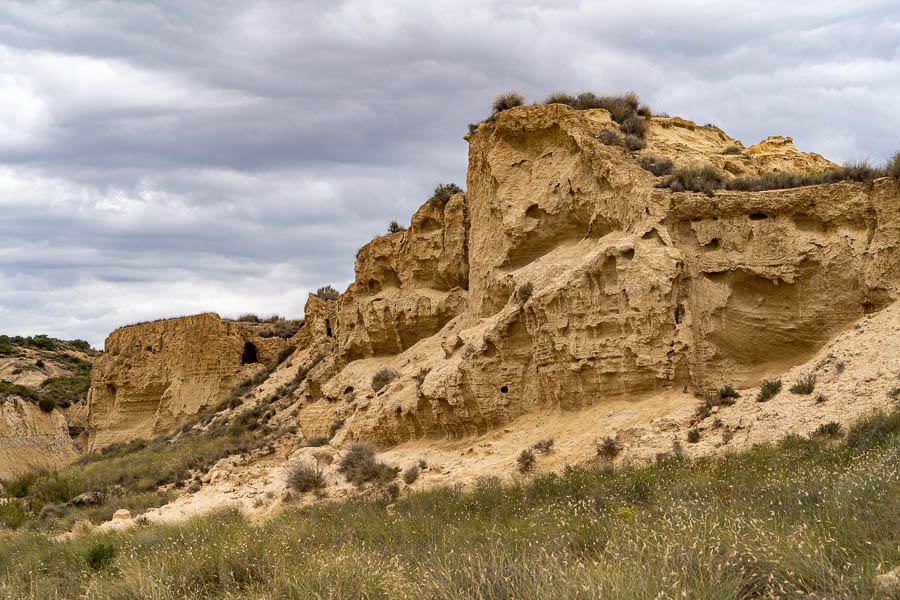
756,379 -> 782,403
85,542 -> 116,571
491,91 -> 525,114
687,429 -> 701,443
402,465 -> 420,485
789,374 -> 816,395
723,145 -> 742,155
387,220 -> 407,234
316,286 -> 340,301
303,436 -> 329,448
38,397 -> 56,413
845,409 -> 900,450
428,183 -> 464,208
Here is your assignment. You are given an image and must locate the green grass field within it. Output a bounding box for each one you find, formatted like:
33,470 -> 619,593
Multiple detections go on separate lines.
2,408 -> 899,599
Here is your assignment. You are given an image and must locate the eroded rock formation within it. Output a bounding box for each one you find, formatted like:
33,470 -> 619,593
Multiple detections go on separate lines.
0,398 -> 77,480
86,104 -> 900,451
86,314 -> 290,449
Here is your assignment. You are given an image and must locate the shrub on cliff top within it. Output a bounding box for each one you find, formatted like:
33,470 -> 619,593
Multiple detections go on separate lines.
659,166 -> 725,197
387,220 -> 407,234
428,183 -> 464,208
315,285 -> 339,301
492,91 -> 525,114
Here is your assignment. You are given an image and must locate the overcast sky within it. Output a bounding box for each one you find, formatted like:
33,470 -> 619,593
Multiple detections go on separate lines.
1,1 -> 898,348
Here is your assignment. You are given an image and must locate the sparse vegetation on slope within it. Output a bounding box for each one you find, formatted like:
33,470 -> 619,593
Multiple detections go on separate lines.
3,407 -> 899,598
659,153 -> 900,196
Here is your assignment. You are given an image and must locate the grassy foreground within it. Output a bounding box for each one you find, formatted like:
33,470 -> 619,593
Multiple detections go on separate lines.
2,410 -> 900,599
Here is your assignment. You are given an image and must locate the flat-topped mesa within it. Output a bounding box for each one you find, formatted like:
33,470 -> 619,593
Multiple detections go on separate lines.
86,313 -> 292,450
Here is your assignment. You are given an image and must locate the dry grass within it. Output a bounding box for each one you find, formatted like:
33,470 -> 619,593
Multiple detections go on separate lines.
4,407 -> 899,598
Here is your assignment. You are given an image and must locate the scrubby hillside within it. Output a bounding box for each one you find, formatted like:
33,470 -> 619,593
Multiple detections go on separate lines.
0,335 -> 95,479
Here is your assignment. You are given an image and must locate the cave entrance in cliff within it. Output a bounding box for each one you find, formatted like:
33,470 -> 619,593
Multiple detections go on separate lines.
241,342 -> 258,365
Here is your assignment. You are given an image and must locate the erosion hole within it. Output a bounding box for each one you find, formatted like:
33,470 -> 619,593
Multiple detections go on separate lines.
749,213 -> 768,221
500,385 -> 509,393
241,342 -> 258,365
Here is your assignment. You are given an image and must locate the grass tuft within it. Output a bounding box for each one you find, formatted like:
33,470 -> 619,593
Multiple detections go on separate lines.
789,373 -> 816,395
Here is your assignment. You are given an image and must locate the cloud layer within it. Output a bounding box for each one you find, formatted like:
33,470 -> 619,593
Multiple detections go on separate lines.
1,0 -> 898,347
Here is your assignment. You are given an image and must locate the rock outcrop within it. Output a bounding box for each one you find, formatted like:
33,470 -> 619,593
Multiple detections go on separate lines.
293,105 -> 898,444
86,314 -> 290,449
85,104 -> 900,454
0,397 -> 77,480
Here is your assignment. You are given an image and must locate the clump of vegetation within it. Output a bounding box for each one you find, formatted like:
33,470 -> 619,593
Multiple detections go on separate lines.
756,379 -> 783,403
844,409 -> 900,450
532,439 -> 554,454
638,156 -> 674,176
428,183 -> 464,209
302,436 -> 329,448
595,128 -> 622,146
595,436 -> 620,459
516,449 -> 536,473
625,134 -> 646,151
259,318 -> 303,339
513,281 -> 534,306
491,91 -> 525,114
662,153 -> 900,196
813,422 -> 842,437
85,542 -> 117,571
316,286 -> 340,301
687,428 -> 701,443
402,465 -> 420,485
815,393 -> 827,404
372,368 -> 399,393
789,373 -> 817,395
723,145 -> 742,155
387,220 -> 407,234
717,384 -> 740,404
338,443 -> 399,486
658,166 -> 725,197
287,462 -> 325,493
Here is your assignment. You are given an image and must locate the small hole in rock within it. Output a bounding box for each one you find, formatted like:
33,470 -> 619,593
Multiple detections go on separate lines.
500,386 -> 509,393
749,212 -> 768,221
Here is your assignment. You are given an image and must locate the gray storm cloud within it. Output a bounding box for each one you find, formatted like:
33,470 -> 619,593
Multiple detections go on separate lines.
0,0 -> 898,346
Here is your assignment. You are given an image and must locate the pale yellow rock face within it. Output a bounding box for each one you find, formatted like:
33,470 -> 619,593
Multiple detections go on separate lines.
86,313 -> 289,450
85,104 -> 900,455
292,104 -> 899,445
0,398 -> 77,480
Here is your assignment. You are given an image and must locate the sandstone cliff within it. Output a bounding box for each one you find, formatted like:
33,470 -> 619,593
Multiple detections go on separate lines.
86,314 -> 290,449
0,397 -> 77,480
85,104 -> 899,455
